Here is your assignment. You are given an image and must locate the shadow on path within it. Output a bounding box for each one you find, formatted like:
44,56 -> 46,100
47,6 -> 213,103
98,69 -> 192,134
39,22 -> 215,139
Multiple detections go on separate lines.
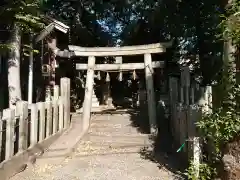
125,102 -> 187,179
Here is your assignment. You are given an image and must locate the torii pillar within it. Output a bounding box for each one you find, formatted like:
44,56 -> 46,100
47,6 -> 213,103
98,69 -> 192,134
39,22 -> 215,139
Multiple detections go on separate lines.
144,53 -> 157,134
82,56 -> 95,130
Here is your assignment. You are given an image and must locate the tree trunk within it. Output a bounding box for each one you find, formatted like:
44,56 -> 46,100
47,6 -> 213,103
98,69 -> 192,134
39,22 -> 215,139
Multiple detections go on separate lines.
8,24 -> 22,108
0,55 -> 4,110
223,38 -> 236,83
220,0 -> 237,110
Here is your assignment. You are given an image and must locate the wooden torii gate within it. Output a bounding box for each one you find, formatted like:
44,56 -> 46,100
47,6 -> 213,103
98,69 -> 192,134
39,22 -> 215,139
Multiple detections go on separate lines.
68,42 -> 172,133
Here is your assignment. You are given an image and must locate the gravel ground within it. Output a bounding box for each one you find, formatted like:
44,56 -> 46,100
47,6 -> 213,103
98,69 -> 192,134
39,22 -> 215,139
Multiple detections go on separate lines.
10,113 -> 184,180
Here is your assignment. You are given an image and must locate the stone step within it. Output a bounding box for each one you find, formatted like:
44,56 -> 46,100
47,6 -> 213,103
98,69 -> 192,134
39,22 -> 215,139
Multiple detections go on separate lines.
78,143 -> 149,150
92,101 -> 99,107
88,131 -> 149,138
88,131 -> 149,137
79,139 -> 150,148
91,101 -> 99,105
75,143 -> 149,155
92,115 -> 131,121
92,98 -> 99,103
89,127 -> 141,135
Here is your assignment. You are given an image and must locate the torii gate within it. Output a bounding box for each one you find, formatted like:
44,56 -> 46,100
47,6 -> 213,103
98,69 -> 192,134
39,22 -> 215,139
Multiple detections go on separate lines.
68,42 -> 172,134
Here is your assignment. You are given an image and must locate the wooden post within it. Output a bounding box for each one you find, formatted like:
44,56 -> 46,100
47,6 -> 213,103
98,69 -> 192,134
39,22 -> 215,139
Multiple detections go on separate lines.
193,137 -> 201,178
46,101 -> 52,137
60,78 -> 70,128
181,66 -> 190,105
66,79 -> 70,127
0,111 -> 2,160
185,67 -> 190,105
30,104 -> 38,146
38,102 -> 45,141
45,86 -> 51,101
144,53 -> 157,134
17,101 -> 28,152
169,77 -> 178,137
207,86 -> 212,113
28,34 -> 34,104
180,87 -> 184,103
190,87 -> 195,104
4,109 -> 15,160
54,85 -> 60,99
187,105 -> 197,157
59,98 -> 64,130
53,85 -> 59,133
52,100 -> 58,133
0,56 -> 3,112
199,87 -> 208,113
82,56 -> 96,131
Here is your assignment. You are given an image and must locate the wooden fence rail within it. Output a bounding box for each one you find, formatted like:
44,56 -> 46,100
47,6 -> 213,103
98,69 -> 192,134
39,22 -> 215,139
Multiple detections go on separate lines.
169,67 -> 212,178
0,78 -> 70,171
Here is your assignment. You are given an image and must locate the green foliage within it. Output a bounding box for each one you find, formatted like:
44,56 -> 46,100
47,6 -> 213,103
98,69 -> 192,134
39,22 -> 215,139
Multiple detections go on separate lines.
185,160 -> 217,180
222,0 -> 240,44
193,68 -> 240,178
0,44 -> 13,54
43,0 -> 113,46
198,99 -> 240,153
198,60 -> 240,151
0,0 -> 45,55
185,1 -> 240,178
22,44 -> 39,57
0,0 -> 44,32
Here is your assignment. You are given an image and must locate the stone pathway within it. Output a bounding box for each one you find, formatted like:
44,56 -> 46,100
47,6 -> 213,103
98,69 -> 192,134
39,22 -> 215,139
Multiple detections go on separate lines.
9,113 -> 184,180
